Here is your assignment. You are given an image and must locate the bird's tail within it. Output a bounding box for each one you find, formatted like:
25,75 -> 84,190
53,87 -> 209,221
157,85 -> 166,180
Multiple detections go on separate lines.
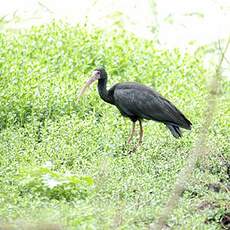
166,125 -> 182,138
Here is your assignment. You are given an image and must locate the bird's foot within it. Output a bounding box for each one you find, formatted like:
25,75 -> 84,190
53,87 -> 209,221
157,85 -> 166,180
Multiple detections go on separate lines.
127,145 -> 139,155
121,144 -> 136,156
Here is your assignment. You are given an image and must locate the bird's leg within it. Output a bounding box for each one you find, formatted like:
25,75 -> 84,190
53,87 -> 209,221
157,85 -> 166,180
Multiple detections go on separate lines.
138,119 -> 143,145
127,122 -> 136,144
128,120 -> 143,154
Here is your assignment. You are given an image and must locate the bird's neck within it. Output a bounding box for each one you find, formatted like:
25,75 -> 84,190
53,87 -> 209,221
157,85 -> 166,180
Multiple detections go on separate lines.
97,78 -> 113,104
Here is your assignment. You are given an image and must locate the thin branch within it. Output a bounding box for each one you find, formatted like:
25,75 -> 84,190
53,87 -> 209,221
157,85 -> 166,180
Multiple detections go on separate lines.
150,36 -> 230,230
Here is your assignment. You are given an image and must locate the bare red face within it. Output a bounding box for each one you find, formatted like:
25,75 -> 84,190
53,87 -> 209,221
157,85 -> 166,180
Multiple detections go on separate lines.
92,70 -> 101,78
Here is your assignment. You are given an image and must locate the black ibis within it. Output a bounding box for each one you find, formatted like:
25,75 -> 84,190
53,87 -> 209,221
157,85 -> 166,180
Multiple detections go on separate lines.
79,67 -> 192,152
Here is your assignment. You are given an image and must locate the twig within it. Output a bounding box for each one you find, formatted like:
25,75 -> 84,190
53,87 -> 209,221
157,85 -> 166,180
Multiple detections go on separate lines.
150,36 -> 230,230
38,1 -> 55,14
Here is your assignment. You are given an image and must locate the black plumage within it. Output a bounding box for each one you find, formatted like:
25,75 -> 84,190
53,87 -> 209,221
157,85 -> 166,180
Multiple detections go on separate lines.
79,67 -> 192,151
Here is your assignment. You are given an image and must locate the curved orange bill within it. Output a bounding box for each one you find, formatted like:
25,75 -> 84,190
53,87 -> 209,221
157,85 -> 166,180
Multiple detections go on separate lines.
78,74 -> 100,100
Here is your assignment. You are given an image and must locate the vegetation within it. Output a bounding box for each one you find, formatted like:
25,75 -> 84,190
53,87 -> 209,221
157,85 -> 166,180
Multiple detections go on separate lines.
0,22 -> 229,229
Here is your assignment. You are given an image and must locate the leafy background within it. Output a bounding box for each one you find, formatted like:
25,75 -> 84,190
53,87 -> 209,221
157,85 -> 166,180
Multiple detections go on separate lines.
0,22 -> 229,229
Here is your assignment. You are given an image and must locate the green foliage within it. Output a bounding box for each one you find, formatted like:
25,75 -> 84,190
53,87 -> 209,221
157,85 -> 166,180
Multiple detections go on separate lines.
0,22 -> 206,130
0,22 -> 229,229
18,164 -> 94,201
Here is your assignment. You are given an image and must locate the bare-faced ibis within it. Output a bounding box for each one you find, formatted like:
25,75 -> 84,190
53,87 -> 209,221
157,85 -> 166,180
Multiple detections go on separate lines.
79,67 -> 192,152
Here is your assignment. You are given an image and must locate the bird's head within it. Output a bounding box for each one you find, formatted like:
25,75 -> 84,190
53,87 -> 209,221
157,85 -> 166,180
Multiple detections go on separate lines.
78,67 -> 107,98
92,67 -> 107,80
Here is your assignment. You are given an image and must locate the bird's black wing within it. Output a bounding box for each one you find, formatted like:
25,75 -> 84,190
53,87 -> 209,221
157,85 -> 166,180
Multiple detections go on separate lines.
113,83 -> 191,129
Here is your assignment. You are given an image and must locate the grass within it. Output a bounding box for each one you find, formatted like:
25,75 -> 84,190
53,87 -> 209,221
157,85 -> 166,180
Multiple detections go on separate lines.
0,22 -> 229,229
